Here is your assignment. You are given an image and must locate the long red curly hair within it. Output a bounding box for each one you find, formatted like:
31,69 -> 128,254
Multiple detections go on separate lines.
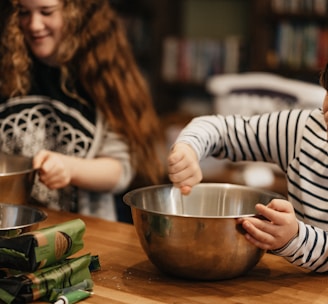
0,0 -> 164,186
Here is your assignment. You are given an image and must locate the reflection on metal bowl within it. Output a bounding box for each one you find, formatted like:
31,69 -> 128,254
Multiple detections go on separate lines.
0,203 -> 47,238
0,153 -> 36,205
123,183 -> 284,281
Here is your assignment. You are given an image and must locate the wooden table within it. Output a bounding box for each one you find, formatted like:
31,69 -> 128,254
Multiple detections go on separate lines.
37,208 -> 328,304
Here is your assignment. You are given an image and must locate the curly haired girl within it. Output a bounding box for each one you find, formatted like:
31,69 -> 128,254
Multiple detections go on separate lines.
0,0 -> 163,220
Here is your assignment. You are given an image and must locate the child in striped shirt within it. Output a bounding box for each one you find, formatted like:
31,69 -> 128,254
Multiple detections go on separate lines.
168,65 -> 328,272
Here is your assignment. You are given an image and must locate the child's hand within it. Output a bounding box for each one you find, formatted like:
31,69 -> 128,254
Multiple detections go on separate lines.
33,150 -> 72,190
237,199 -> 299,251
167,143 -> 202,195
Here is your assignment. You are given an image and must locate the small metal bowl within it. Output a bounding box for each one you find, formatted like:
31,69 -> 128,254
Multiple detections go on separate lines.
0,203 -> 47,238
124,183 -> 284,280
0,152 -> 36,205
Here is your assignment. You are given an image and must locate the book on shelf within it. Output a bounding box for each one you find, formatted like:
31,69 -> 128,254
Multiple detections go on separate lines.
161,36 -> 242,84
274,21 -> 328,70
271,0 -> 327,14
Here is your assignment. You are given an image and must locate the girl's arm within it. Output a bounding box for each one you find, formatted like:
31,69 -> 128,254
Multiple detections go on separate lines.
33,150 -> 128,191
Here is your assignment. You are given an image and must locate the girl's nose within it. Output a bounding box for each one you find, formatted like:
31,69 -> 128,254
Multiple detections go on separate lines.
28,13 -> 44,31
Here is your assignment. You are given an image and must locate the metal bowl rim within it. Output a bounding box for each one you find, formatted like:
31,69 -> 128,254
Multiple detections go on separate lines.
0,203 -> 47,231
131,208 -> 259,219
123,183 -> 285,219
0,167 -> 37,177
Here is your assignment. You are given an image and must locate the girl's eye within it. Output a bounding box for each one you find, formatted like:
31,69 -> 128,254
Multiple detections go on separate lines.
41,10 -> 54,16
17,7 -> 56,17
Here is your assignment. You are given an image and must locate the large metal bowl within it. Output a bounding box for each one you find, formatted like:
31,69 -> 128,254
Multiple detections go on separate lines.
0,153 -> 36,205
123,183 -> 284,280
0,203 -> 47,238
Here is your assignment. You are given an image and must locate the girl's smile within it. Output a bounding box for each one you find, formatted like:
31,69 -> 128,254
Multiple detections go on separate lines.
18,0 -> 64,66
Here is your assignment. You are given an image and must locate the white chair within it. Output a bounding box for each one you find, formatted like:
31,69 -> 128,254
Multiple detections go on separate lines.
201,72 -> 326,192
207,72 -> 325,116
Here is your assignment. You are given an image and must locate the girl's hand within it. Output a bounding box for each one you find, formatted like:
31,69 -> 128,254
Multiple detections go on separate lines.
237,199 -> 299,251
33,150 -> 72,189
167,143 -> 202,195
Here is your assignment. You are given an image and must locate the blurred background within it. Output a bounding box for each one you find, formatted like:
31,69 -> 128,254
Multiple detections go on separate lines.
111,0 -> 326,115
111,0 -> 328,221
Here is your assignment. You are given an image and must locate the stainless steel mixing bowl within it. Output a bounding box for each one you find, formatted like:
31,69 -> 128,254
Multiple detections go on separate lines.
123,183 -> 284,280
0,203 -> 47,237
0,153 -> 36,205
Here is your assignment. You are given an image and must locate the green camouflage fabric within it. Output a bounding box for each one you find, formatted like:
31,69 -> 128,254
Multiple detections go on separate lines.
0,219 -> 85,272
0,254 -> 92,304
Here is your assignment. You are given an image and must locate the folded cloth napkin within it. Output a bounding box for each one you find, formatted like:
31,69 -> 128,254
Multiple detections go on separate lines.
0,253 -> 92,304
0,219 -> 85,273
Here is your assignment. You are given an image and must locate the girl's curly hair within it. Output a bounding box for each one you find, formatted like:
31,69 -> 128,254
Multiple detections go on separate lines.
0,0 -> 164,185
0,0 -> 30,97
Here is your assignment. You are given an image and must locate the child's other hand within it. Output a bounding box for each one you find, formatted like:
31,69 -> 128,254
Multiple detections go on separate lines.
237,199 -> 299,251
167,143 -> 202,195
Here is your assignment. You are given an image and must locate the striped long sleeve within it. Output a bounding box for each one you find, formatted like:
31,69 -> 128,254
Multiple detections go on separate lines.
176,108 -> 328,272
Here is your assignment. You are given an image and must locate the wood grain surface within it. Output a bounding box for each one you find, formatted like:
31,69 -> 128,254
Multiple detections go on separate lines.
35,208 -> 328,304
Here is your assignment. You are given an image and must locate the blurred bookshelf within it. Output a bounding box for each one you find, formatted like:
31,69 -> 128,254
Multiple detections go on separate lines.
112,0 -> 328,116
250,0 -> 328,84
112,0 -> 252,115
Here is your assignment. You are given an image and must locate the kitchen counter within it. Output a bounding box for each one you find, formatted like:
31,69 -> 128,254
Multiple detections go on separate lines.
37,208 -> 328,304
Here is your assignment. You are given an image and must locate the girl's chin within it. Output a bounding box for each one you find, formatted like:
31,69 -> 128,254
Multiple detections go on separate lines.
31,48 -> 51,58
31,51 -> 57,66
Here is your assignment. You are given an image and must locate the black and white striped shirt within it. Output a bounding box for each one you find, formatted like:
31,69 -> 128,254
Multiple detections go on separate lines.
176,108 -> 328,272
